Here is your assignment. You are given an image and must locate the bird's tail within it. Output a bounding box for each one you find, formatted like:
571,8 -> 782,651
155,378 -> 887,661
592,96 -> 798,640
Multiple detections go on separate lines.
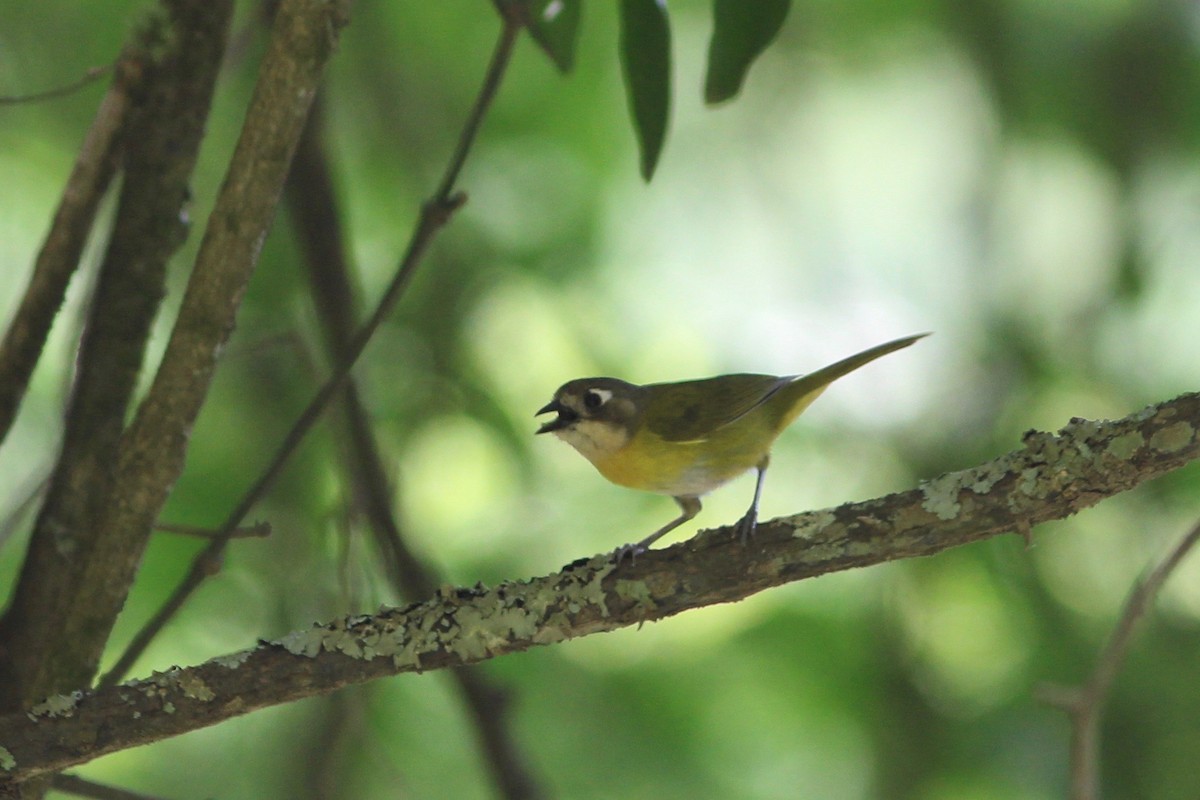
776,332 -> 929,429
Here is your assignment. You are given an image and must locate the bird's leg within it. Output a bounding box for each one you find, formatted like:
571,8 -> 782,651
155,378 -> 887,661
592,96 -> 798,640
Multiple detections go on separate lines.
614,495 -> 702,564
734,455 -> 769,544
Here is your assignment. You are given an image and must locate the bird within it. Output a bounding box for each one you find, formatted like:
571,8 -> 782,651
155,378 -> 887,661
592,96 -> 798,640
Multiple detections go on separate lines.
536,333 -> 927,562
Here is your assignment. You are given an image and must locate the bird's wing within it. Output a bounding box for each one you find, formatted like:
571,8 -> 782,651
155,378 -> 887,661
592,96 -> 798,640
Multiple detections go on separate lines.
644,374 -> 790,443
643,334 -> 929,444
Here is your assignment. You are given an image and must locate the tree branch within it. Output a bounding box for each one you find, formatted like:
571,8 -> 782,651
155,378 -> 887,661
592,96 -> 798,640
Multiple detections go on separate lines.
1039,517 -> 1200,800
0,66 -> 112,106
0,0 -> 234,715
2,392 -> 1197,784
0,58 -> 130,446
48,0 -> 348,697
286,92 -> 544,798
50,773 -> 167,800
99,11 -> 523,687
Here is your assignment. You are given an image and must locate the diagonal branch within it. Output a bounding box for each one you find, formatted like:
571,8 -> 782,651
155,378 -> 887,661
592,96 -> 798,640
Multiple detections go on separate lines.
1039,517 -> 1200,800
0,65 -> 112,106
99,11 -> 524,688
0,57 -> 130,447
286,94 -> 543,799
50,773 -> 167,800
3,391 -> 1198,785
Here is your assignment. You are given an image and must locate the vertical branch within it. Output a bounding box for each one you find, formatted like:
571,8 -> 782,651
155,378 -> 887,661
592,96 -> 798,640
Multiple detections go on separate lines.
100,12 -> 524,687
286,95 -> 544,798
286,98 -> 437,600
0,59 -> 131,446
0,1 -> 234,712
78,0 -> 350,688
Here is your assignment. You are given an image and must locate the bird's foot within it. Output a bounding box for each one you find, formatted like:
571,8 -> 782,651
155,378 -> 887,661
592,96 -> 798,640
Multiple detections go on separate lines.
734,509 -> 758,545
613,542 -> 646,565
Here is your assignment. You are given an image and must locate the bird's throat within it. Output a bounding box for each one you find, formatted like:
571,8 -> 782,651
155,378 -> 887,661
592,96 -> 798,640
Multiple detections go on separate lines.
555,420 -> 630,465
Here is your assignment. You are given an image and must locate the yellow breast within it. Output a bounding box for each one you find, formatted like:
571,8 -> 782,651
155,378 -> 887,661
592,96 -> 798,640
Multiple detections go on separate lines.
592,428 -> 767,497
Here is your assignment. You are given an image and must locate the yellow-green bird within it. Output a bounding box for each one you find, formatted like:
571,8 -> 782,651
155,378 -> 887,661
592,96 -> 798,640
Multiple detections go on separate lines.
536,333 -> 927,561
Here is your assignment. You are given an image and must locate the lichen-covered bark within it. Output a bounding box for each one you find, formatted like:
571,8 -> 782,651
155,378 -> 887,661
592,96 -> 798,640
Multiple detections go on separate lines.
2,392 -> 1196,786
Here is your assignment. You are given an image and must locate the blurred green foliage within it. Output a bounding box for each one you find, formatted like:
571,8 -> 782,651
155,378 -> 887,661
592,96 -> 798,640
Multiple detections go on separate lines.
3,1 -> 1200,798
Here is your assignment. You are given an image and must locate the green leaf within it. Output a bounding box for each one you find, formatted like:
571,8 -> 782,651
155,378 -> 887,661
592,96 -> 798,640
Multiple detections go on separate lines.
704,0 -> 790,105
618,0 -> 672,180
527,0 -> 582,73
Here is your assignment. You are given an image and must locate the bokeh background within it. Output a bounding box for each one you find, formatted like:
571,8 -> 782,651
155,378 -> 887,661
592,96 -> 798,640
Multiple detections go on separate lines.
4,2 -> 1200,798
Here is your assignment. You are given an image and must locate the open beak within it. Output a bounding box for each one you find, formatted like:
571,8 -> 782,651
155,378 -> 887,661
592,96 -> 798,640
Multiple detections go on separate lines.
535,399 -> 576,434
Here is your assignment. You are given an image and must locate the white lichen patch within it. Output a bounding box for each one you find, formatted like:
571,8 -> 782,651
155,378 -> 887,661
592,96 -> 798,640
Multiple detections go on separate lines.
614,579 -> 655,611
1106,431 -> 1144,461
920,473 -> 963,521
1150,421 -> 1194,454
966,459 -> 1009,494
363,626 -> 407,659
1062,417 -> 1105,442
177,673 -> 215,702
447,604 -> 506,661
279,627 -> 325,658
455,582 -> 561,658
579,560 -> 615,617
1133,403 -> 1161,423
1022,430 -> 1062,461
28,691 -> 83,719
0,745 -> 15,771
269,561 -> 624,674
330,630 -> 364,659
1018,468 -> 1041,496
212,649 -> 254,669
789,509 -> 837,540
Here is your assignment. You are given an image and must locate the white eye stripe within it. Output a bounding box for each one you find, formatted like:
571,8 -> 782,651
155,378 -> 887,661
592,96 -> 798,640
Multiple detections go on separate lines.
583,388 -> 613,409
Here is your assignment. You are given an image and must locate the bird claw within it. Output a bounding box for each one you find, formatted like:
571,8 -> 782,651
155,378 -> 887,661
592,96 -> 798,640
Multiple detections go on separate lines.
734,510 -> 758,545
613,542 -> 646,565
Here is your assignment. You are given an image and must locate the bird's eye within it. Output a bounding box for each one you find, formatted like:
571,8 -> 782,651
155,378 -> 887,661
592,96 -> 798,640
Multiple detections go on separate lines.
583,388 -> 610,411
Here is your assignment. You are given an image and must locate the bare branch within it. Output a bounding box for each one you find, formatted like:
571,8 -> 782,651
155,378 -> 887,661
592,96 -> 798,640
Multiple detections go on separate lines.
1039,517 -> 1200,800
3,392 -> 1198,784
51,773 -> 168,800
0,59 -> 130,446
153,521 -> 272,540
286,92 -> 544,798
0,65 -> 112,106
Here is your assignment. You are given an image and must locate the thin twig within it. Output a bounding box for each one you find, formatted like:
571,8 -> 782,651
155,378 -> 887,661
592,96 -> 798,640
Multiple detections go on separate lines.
51,773 -> 167,800
99,13 -> 524,688
0,65 -> 112,105
287,92 -> 543,797
154,521 -> 272,539
285,96 -> 435,599
1039,518 -> 1200,800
